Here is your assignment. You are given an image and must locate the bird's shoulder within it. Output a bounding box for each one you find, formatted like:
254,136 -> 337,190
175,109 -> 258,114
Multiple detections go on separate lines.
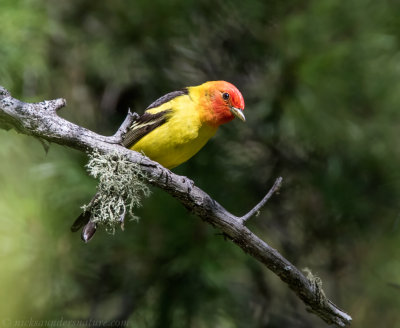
146,88 -> 189,113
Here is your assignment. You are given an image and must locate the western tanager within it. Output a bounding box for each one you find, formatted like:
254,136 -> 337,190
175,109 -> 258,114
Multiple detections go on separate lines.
122,80 -> 245,168
72,80 -> 245,240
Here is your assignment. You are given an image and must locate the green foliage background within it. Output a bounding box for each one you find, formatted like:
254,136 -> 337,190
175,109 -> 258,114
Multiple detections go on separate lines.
1,0 -> 400,327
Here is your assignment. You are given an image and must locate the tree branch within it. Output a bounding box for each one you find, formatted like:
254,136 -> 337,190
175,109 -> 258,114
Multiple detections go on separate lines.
240,176 -> 283,224
0,87 -> 352,327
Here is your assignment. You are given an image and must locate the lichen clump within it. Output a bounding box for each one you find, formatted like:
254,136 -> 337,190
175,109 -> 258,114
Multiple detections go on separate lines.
82,151 -> 151,232
303,268 -> 327,305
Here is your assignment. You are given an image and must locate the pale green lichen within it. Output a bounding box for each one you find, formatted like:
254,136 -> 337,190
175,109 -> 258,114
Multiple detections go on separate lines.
82,150 -> 151,233
303,267 -> 327,305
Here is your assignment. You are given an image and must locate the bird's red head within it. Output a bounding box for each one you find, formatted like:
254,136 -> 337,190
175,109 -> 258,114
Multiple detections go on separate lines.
195,81 -> 245,126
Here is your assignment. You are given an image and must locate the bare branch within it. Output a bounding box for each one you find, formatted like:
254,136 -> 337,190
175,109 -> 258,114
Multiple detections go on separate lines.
240,176 -> 283,224
0,86 -> 352,327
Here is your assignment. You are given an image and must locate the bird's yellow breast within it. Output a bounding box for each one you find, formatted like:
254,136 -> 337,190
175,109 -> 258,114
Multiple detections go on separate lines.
131,94 -> 217,169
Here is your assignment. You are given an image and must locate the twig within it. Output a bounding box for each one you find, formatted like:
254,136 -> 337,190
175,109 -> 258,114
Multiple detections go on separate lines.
0,86 -> 352,327
240,176 -> 283,224
112,108 -> 139,142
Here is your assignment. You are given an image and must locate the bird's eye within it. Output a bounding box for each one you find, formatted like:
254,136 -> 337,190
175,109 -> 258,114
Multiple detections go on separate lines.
222,92 -> 230,101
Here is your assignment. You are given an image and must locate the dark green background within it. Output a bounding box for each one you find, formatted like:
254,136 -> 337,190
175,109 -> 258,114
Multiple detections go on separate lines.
1,0 -> 400,327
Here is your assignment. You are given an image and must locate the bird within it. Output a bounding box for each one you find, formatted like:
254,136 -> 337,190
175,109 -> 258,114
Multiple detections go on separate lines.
71,81 -> 245,241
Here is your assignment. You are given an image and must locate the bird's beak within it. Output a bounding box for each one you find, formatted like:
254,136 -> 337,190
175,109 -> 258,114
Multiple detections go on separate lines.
230,106 -> 246,122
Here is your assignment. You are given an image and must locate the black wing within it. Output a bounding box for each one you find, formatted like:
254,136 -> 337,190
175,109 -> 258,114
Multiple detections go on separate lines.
121,110 -> 172,148
121,88 -> 188,148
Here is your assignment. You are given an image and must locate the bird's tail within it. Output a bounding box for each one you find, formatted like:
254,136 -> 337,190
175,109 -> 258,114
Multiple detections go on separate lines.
71,211 -> 97,243
71,193 -> 99,242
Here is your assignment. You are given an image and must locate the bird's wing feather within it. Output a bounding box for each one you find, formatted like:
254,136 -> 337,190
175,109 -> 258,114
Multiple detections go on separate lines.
121,110 -> 172,148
